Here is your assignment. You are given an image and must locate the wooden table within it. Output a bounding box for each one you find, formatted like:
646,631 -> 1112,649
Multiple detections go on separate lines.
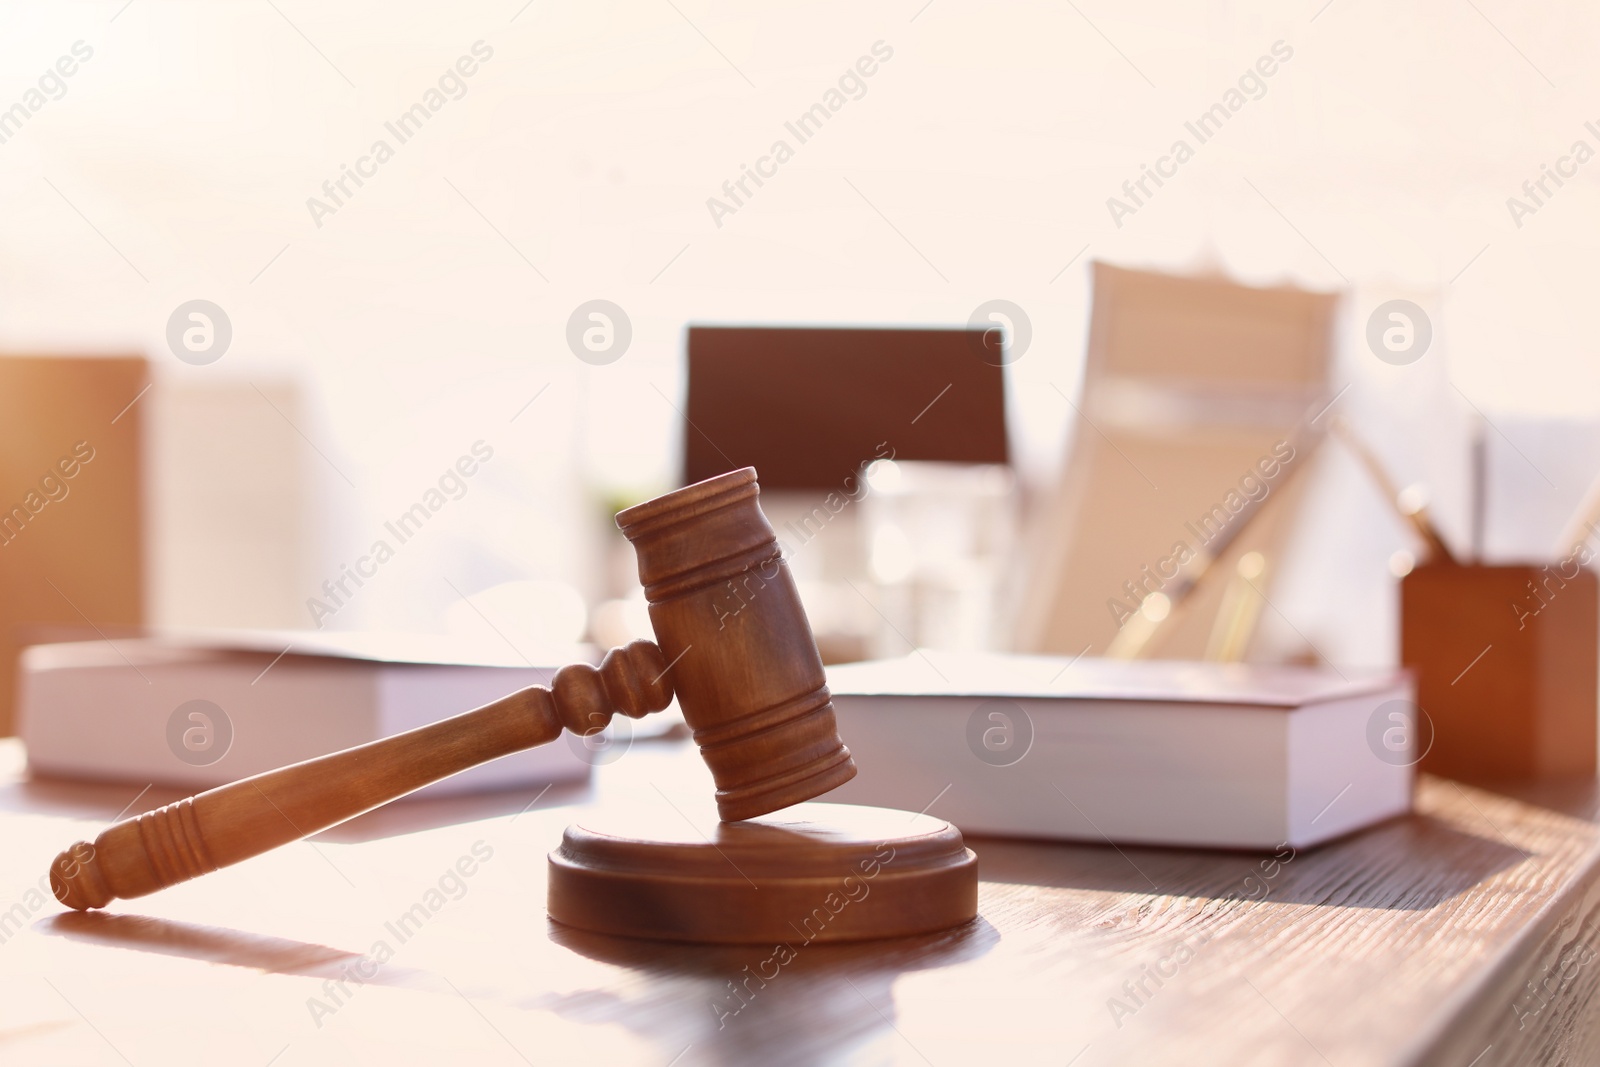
3,735 -> 1599,1066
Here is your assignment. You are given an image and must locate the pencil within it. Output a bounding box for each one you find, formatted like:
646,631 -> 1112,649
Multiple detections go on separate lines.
1330,417 -> 1458,566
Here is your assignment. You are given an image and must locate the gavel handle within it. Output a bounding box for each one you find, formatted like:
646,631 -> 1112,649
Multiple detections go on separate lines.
50,640 -> 671,911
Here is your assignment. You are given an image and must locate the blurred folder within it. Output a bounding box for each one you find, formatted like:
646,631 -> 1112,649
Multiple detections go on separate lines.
0,354 -> 147,735
683,325 -> 1007,489
1010,264 -> 1336,659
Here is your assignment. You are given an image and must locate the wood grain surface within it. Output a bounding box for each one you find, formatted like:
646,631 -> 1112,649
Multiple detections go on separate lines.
4,738 -> 1600,1066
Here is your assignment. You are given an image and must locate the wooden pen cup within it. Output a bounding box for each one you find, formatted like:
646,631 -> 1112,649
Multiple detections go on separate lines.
1400,560 -> 1598,780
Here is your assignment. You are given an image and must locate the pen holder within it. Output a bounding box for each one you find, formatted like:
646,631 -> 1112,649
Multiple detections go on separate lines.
1400,561 -> 1598,780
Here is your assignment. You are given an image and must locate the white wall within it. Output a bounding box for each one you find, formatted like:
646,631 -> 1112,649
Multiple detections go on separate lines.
2,0 -> 1597,662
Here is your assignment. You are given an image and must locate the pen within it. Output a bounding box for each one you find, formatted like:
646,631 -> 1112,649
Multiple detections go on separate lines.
1330,417 -> 1458,566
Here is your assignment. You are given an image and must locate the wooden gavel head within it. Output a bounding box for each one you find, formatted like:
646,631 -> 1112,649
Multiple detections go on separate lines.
619,466 -> 856,821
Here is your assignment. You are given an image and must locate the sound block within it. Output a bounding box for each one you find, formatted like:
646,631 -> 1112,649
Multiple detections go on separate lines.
548,802 -> 977,944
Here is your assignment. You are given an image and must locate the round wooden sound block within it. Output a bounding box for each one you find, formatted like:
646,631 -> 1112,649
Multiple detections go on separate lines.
548,802 -> 978,944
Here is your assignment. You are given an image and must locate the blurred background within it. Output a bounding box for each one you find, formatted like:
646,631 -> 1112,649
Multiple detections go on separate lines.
4,0 -> 1600,735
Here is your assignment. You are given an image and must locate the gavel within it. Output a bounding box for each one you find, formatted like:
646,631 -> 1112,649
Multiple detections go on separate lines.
49,467 -> 857,910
